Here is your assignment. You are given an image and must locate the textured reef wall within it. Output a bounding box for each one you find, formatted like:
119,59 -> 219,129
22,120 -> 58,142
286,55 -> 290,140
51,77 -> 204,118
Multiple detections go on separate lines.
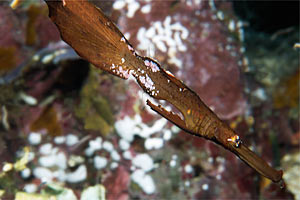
0,0 -> 298,199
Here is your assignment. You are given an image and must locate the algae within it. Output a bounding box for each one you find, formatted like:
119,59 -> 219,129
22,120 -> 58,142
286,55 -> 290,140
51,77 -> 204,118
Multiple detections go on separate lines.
30,106 -> 62,136
75,67 -> 114,136
26,5 -> 47,46
273,70 -> 299,109
0,47 -> 16,75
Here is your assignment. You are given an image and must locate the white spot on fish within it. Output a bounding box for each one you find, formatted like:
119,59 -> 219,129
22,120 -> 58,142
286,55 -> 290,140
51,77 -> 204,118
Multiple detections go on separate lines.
120,37 -> 126,42
144,59 -> 160,72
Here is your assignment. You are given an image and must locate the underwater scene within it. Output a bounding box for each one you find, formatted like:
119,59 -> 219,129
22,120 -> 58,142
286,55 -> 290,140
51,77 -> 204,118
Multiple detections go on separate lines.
0,0 -> 299,199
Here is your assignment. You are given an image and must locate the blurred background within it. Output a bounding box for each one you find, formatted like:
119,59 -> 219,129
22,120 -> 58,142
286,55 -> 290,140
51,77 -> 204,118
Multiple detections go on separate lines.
0,0 -> 299,199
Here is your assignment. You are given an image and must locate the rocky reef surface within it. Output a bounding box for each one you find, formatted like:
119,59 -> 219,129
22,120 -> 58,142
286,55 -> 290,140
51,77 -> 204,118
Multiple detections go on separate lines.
0,0 -> 298,199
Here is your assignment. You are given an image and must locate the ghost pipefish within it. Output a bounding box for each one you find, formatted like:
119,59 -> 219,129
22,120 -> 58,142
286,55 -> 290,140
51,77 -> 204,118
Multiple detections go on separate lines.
44,0 -> 283,184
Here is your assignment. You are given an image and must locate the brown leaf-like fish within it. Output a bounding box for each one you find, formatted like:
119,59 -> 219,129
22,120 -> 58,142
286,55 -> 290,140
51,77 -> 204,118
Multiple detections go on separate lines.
45,0 -> 283,184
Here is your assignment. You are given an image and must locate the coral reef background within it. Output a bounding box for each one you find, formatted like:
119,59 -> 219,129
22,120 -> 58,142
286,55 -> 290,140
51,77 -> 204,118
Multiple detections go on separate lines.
0,0 -> 298,199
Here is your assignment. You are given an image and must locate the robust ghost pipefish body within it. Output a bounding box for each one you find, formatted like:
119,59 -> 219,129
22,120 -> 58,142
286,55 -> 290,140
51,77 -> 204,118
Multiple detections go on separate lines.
45,0 -> 283,184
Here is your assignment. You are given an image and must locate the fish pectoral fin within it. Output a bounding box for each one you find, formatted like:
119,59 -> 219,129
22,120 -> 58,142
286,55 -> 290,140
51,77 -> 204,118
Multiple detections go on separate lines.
146,99 -> 188,131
